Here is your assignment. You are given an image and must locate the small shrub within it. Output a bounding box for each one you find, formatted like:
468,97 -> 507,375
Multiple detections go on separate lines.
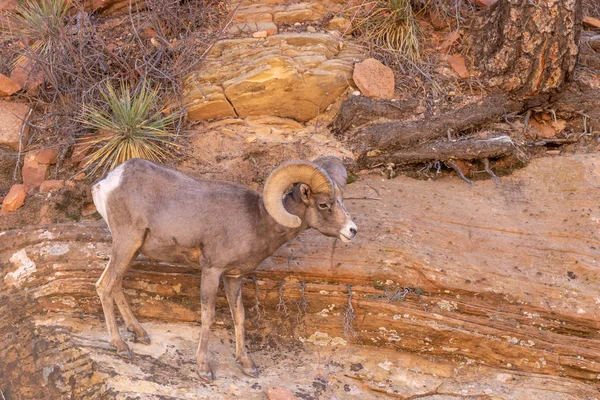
79,80 -> 179,174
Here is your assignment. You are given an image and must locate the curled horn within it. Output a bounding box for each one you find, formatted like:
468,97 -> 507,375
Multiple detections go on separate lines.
312,156 -> 348,193
263,161 -> 334,228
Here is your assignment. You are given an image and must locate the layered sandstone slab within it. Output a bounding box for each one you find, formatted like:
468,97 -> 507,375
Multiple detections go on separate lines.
183,34 -> 362,122
1,154 -> 600,398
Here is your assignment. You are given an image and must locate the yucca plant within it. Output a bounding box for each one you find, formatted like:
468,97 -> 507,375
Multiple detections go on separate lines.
349,0 -> 422,61
79,80 -> 180,174
5,0 -> 69,65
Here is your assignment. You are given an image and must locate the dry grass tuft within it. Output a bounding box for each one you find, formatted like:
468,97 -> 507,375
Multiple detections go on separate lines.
349,0 -> 422,61
584,0 -> 600,18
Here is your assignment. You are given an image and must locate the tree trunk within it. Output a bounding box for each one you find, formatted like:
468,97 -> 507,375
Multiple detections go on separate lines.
470,0 -> 583,97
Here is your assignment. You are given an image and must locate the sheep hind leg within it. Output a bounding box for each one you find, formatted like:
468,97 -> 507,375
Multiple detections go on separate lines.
96,232 -> 144,358
114,287 -> 151,345
223,275 -> 258,378
195,267 -> 223,382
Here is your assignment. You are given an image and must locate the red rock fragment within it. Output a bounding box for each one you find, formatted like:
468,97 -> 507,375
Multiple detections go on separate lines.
1,184 -> 27,212
353,58 -> 395,99
40,180 -> 65,193
267,386 -> 299,400
0,73 -> 22,96
472,0 -> 498,7
22,149 -> 58,191
445,54 -> 470,79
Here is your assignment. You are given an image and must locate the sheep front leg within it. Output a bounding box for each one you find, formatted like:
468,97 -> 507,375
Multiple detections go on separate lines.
195,267 -> 222,382
223,275 -> 258,378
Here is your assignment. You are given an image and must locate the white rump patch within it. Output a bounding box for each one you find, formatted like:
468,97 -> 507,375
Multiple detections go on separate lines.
91,163 -> 125,230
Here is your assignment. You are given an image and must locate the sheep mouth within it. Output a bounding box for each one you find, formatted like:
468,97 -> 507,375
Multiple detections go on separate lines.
339,233 -> 353,243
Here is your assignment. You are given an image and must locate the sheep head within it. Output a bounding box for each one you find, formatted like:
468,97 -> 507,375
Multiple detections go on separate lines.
263,157 -> 357,242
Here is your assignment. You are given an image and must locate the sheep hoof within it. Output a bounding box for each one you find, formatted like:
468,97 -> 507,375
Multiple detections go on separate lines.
117,348 -> 132,358
196,366 -> 215,382
242,365 -> 259,378
111,339 -> 132,358
136,334 -> 151,345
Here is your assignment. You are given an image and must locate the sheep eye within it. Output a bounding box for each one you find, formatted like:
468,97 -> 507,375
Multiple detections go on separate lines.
318,203 -> 329,210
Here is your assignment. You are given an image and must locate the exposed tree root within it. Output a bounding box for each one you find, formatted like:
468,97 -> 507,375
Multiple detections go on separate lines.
333,93 -> 521,156
276,280 -> 290,316
329,96 -> 420,135
343,284 -> 357,340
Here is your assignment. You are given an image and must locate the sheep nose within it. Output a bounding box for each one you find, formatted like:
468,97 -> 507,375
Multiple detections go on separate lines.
349,227 -> 357,237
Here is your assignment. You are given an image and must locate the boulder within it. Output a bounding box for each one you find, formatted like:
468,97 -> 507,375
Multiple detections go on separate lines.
273,3 -> 326,24
352,58 -> 395,99
183,34 -> 362,122
0,73 -> 22,96
1,184 -> 26,212
0,100 -> 30,151
222,54 -> 349,122
228,21 -> 278,36
26,148 -> 57,165
252,30 -> 269,38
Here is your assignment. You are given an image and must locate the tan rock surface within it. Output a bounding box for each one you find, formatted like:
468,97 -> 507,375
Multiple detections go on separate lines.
182,0 -> 362,122
0,100 -> 30,151
183,33 -> 362,122
1,154 -> 600,398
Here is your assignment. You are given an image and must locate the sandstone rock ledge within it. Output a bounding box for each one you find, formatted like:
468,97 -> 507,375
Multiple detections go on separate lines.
182,34 -> 363,122
2,154 -> 600,399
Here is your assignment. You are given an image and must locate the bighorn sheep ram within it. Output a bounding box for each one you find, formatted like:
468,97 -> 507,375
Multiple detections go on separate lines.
91,157 -> 357,381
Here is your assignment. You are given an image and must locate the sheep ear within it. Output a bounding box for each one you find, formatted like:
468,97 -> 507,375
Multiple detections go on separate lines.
312,156 -> 347,193
299,184 -> 311,204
